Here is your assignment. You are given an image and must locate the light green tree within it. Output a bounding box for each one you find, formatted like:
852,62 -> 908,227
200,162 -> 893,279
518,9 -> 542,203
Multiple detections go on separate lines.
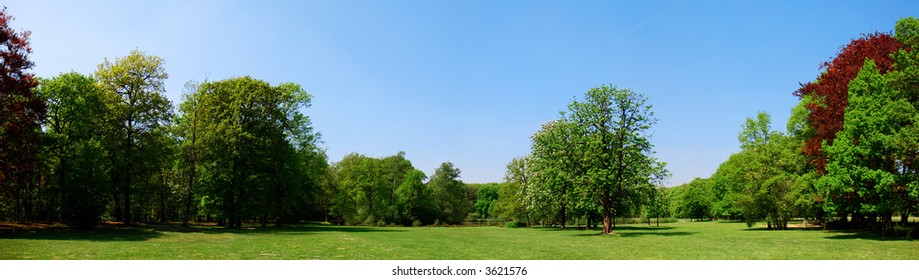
566,85 -> 667,234
495,156 -> 532,226
95,49 -> 172,225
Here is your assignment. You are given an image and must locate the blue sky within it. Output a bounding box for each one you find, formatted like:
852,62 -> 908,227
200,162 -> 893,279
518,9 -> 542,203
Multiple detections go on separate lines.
6,1 -> 917,185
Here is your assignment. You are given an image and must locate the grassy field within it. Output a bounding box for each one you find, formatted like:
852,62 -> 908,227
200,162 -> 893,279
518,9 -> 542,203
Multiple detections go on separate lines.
1,221 -> 916,260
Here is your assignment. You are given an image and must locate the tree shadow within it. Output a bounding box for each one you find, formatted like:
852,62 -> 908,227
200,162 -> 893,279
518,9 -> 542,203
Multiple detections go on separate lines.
617,231 -> 696,237
823,230 -> 916,241
743,227 -> 824,231
566,225 -> 694,237
0,227 -> 161,242
0,223 -> 406,241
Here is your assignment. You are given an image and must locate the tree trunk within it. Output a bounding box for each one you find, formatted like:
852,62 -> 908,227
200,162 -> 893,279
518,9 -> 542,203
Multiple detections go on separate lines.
602,200 -> 613,234
123,177 -> 132,225
158,173 -> 167,223
559,203 -> 567,229
901,213 -> 909,226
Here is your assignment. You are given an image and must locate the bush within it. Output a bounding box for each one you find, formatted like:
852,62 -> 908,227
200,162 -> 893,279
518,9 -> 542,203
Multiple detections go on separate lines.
506,220 -> 527,228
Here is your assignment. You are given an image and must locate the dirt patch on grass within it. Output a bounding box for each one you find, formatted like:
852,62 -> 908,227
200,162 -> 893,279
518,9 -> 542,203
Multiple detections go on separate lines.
0,222 -> 67,231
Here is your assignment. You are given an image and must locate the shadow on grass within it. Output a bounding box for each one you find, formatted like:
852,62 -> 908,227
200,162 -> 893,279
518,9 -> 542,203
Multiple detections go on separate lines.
823,230 -> 916,241
618,231 -> 696,237
743,227 -> 824,231
567,225 -> 696,237
0,223 -> 406,241
0,227 -> 162,242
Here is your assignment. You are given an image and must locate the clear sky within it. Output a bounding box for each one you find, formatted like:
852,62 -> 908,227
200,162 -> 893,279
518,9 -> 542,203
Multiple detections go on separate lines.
5,1 -> 917,185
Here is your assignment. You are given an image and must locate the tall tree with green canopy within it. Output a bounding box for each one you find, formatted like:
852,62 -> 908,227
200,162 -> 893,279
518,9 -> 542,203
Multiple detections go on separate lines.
395,169 -> 432,225
37,72 -> 110,227
188,76 -> 319,228
889,17 -> 919,225
708,151 -> 752,220
734,112 -> 810,229
669,178 -> 712,220
566,85 -> 667,234
643,185 -> 670,226
95,49 -> 172,225
530,119 -> 578,228
473,183 -> 499,220
495,156 -> 532,226
380,151 -> 413,222
428,162 -> 471,224
819,59 -> 918,230
334,153 -> 387,225
175,80 -> 202,226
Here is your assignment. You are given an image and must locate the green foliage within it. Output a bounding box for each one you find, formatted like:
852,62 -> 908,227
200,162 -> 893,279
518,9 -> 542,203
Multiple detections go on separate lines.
669,178 -> 712,220
643,186 -> 670,225
326,152 -> 445,226
473,183 -> 499,219
564,85 -> 668,234
37,72 -> 111,228
737,112 -> 810,229
395,169 -> 432,225
428,162 -> 472,224
529,120 -> 578,227
187,76 -> 322,228
709,152 -> 751,220
494,157 -> 532,226
95,49 -> 173,225
818,59 -> 919,230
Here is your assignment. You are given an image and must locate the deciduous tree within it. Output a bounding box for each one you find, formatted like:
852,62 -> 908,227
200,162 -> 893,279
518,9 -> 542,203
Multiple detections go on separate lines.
793,33 -> 902,172
95,49 -> 172,225
566,85 -> 667,234
0,7 -> 45,222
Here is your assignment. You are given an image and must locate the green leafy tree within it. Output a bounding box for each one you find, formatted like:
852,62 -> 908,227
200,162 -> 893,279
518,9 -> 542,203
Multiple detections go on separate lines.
37,72 -> 110,227
495,156 -> 532,226
428,162 -> 471,224
188,76 -> 319,228
708,152 -> 751,220
395,169 -> 432,225
736,112 -> 809,229
819,59 -> 918,230
473,183 -> 499,219
530,119 -> 578,228
565,85 -> 667,234
643,185 -> 670,226
889,17 -> 919,225
95,49 -> 172,225
669,178 -> 712,220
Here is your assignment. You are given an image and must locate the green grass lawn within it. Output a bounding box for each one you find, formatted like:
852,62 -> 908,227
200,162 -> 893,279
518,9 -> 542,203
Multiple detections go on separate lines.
1,221 -> 916,260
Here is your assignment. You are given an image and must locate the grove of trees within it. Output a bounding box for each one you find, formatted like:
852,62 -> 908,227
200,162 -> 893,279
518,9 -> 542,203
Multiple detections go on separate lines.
660,17 -> 919,232
0,8 -> 478,228
1,5 -> 917,237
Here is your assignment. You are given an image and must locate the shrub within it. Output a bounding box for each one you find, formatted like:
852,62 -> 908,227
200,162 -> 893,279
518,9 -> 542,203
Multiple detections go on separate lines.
506,220 -> 527,228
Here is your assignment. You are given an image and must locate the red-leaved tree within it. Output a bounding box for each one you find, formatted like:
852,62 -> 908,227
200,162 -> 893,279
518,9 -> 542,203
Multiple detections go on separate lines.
793,33 -> 902,173
0,7 -> 45,221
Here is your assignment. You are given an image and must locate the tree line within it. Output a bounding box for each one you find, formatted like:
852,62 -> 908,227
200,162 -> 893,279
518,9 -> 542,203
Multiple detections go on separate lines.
486,17 -> 919,235
2,7 -> 918,234
629,18 -> 919,232
0,8 -> 482,228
